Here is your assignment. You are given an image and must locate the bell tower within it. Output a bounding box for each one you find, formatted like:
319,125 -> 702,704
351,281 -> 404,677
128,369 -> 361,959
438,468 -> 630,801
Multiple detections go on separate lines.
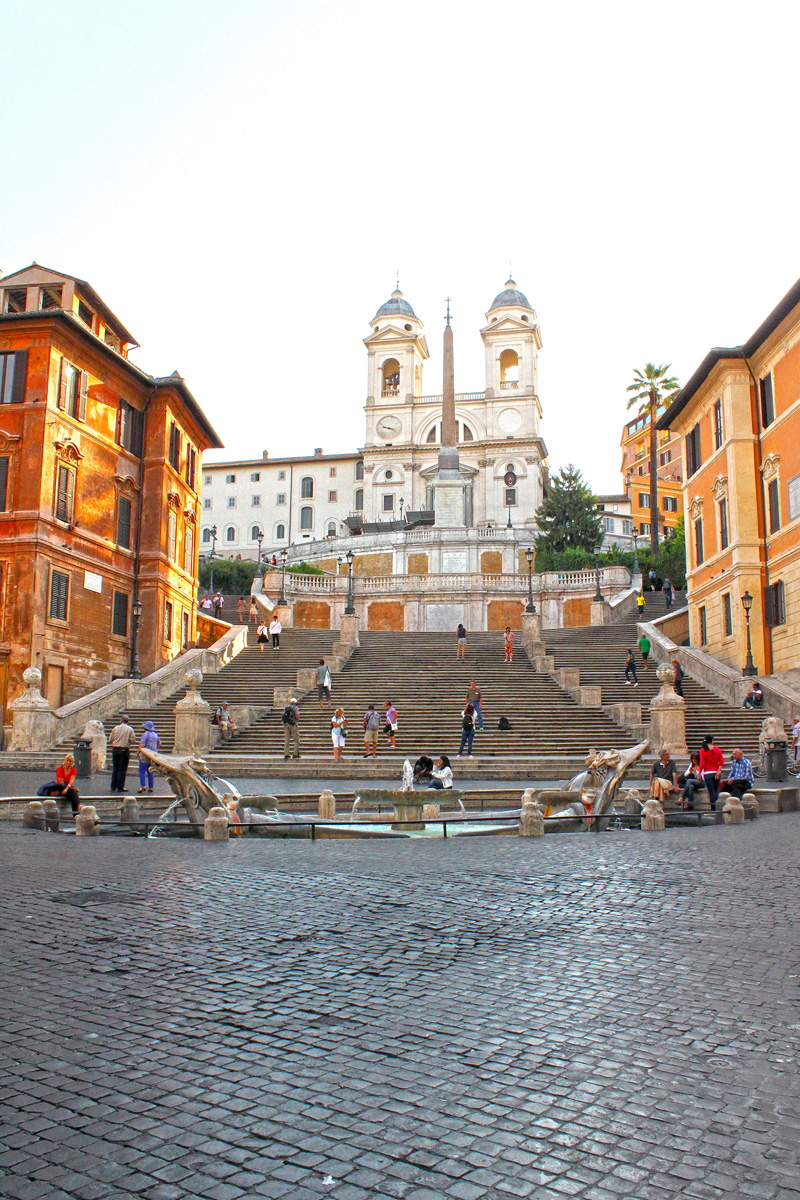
481,277 -> 542,399
364,288 -> 428,409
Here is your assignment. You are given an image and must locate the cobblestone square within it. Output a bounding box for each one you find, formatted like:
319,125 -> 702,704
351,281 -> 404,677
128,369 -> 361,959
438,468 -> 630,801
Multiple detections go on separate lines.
1,819 -> 799,1199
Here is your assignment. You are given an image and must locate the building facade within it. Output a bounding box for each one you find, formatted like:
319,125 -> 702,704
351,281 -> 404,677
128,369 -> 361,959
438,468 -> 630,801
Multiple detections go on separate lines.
0,263 -> 221,716
657,274 -> 800,676
620,410 -> 683,541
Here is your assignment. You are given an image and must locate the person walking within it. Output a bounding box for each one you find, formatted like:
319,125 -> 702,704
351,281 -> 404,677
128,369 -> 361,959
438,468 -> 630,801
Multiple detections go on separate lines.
456,623 -> 467,659
384,702 -> 398,750
363,705 -> 381,758
721,748 -> 755,799
137,720 -> 161,793
281,697 -> 300,759
426,755 -> 453,791
199,594 -> 213,613
316,659 -> 332,707
214,702 -> 236,741
109,714 -> 137,792
699,735 -> 724,812
465,681 -> 484,730
624,648 -> 638,687
636,591 -> 646,618
331,708 -> 347,762
649,749 -> 679,803
236,596 -> 247,623
662,578 -> 673,608
38,752 -> 81,814
212,591 -> 224,619
249,596 -> 259,624
637,632 -> 651,669
503,626 -> 516,662
680,752 -> 704,810
672,658 -> 685,698
269,615 -> 282,649
457,704 -> 476,758
257,620 -> 269,651
648,568 -> 657,591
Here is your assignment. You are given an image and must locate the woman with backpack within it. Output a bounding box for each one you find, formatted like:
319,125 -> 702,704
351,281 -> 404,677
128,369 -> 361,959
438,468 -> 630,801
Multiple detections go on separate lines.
457,703 -> 476,759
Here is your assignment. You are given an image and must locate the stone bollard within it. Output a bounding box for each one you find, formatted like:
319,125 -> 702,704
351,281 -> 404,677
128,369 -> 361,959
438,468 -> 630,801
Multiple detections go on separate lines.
641,798 -> 665,831
714,792 -> 730,824
422,803 -> 441,820
120,798 -> 141,832
742,791 -> 759,820
75,805 -> 100,836
318,790 -> 336,819
519,792 -> 545,837
42,799 -> 60,833
723,794 -> 745,825
204,806 -> 230,840
23,800 -> 46,830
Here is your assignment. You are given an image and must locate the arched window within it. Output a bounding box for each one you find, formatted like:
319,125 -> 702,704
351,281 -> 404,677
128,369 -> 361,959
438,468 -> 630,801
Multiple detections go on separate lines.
426,423 -> 438,443
202,527 -> 212,543
276,523 -> 286,539
301,476 -> 314,499
300,506 -> 313,530
355,460 -> 364,480
500,348 -> 519,386
225,526 -> 236,542
250,525 -> 262,540
381,358 -> 400,396
327,521 -> 336,536
354,489 -> 364,511
462,424 -> 474,441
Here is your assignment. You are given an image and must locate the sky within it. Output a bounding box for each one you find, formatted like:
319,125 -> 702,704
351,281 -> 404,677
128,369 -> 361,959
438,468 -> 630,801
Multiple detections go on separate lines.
3,0 -> 800,492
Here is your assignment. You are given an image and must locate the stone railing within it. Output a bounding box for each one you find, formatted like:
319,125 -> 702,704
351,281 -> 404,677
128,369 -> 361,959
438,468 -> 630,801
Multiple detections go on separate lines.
278,566 -> 630,599
196,612 -> 231,646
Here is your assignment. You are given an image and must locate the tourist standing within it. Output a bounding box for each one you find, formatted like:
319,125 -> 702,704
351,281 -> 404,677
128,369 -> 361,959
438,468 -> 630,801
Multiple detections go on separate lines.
331,708 -> 347,762
384,701 -> 398,749
649,749 -> 679,803
503,626 -> 516,662
636,591 -> 646,617
282,697 -> 300,759
109,714 -> 137,792
637,632 -> 651,669
363,705 -> 381,758
456,622 -> 467,659
465,681 -> 484,730
212,591 -> 224,619
269,615 -> 282,649
672,658 -> 685,698
721,748 -> 755,799
624,649 -> 638,687
458,704 -> 476,758
316,659 -> 332,707
236,596 -> 247,623
214,702 -> 236,741
257,621 -> 269,651
426,755 -> 453,791
137,721 -> 161,793
699,735 -> 724,812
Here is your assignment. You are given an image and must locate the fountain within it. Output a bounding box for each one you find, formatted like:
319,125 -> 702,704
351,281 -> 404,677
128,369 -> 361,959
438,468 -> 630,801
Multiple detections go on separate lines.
534,742 -> 650,830
349,759 -> 466,830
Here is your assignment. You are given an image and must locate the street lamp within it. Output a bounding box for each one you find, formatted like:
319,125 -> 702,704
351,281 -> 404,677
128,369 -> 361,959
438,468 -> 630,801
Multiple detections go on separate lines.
129,597 -> 143,679
279,546 -> 288,605
207,524 -> 219,594
344,548 -> 356,615
631,530 -> 640,576
593,551 -> 603,602
256,528 -> 264,563
525,546 -> 536,613
741,590 -> 758,676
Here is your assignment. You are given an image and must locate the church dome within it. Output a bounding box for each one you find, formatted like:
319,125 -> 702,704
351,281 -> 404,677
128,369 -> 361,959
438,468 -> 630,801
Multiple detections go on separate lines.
489,277 -> 532,311
373,287 -> 417,320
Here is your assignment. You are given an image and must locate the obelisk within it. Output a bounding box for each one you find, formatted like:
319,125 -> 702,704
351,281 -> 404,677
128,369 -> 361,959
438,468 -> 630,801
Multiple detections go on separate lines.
432,300 -> 466,526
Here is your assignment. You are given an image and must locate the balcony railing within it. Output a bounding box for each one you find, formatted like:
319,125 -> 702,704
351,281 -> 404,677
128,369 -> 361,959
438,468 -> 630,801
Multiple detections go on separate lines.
381,387 -> 399,397
499,380 -> 519,389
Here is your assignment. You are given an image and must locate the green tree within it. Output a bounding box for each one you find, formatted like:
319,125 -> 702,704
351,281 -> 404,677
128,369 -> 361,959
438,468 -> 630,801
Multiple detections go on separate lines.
198,557 -> 263,596
626,363 -> 680,555
656,513 -> 686,590
535,465 -> 603,556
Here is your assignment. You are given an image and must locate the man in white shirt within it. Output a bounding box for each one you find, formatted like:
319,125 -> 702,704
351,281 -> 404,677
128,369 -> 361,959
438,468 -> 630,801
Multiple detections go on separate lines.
793,715 -> 800,760
109,715 -> 137,792
269,616 -> 282,649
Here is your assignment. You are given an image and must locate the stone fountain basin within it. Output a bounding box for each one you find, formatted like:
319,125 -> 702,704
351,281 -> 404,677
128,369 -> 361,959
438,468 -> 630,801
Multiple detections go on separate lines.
355,788 -> 465,831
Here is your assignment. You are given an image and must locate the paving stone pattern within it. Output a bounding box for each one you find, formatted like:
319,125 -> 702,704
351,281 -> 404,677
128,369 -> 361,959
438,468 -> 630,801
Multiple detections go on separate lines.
1,821 -> 800,1199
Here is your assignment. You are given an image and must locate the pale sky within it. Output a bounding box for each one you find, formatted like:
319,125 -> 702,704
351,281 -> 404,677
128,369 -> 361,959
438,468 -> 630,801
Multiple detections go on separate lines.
3,0 -> 799,492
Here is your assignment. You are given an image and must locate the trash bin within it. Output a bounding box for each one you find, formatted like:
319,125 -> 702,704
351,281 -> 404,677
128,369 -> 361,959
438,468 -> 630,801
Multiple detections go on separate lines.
765,739 -> 788,782
73,738 -> 93,779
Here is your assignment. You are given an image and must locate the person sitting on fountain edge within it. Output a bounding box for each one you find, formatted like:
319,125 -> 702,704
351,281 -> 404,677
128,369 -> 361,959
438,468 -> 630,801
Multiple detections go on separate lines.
426,755 -> 453,791
413,755 -> 434,785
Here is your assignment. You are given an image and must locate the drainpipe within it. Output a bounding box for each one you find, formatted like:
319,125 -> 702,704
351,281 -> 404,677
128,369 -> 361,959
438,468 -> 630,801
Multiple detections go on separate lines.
743,356 -> 774,675
130,387 -> 154,677
287,463 -> 293,546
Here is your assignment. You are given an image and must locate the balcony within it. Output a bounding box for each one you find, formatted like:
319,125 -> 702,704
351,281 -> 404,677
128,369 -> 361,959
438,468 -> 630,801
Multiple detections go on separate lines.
381,387 -> 399,397
499,380 -> 519,390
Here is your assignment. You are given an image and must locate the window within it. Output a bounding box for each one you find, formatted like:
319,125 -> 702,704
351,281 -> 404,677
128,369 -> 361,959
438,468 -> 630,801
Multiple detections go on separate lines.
250,472 -> 260,482
227,496 -> 236,508
164,600 -> 173,642
427,424 -> 438,443
276,523 -> 286,539
252,495 -> 261,506
182,610 -> 189,648
719,497 -> 729,550
663,496 -> 678,512
184,523 -> 194,574
225,526 -> 236,542
329,467 -> 337,478
328,490 -> 337,502
58,360 -> 87,420
723,593 -> 732,638
622,519 -> 633,535
765,580 -> 786,627
203,498 -> 211,509
278,470 -> 286,480
167,509 -> 177,561
55,463 -> 76,523
4,287 -> 26,313
0,350 -> 28,404
201,527 -> 212,543
760,374 -> 775,428
355,461 -> 364,480
117,400 -> 144,457
639,493 -> 651,509
168,422 -> 182,471
354,488 -> 364,511
699,606 -> 707,646
789,473 -> 800,521
327,521 -> 336,536
714,399 -> 723,450
77,298 -> 94,328
250,525 -> 262,540
116,495 -> 132,549
505,488 -> 517,506
39,285 -> 63,310
640,522 -> 650,534
768,478 -> 780,533
301,476 -> 314,498
383,494 -> 395,511
277,493 -> 286,505
226,473 -> 236,483
185,445 -> 197,490
694,517 -> 704,565
112,591 -> 129,637
602,516 -> 615,532
300,506 -> 313,530
686,423 -> 702,477
49,570 -> 69,622
659,449 -> 672,466
204,474 -> 212,486
462,424 -> 474,441
0,457 -> 8,511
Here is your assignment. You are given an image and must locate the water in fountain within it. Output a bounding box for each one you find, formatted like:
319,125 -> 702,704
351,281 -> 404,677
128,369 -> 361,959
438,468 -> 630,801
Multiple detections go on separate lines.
402,760 -> 413,792
147,796 -> 184,838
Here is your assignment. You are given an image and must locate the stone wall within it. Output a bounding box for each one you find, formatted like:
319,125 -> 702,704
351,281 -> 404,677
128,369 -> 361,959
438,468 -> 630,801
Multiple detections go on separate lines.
353,553 -> 393,577
407,553 -> 429,574
293,600 -> 332,628
481,550 -> 503,574
563,597 -> 591,627
367,601 -> 405,631
487,600 -> 524,630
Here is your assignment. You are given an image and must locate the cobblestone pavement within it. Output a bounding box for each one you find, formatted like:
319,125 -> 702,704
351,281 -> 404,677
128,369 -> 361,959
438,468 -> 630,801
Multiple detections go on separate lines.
1,819 -> 800,1200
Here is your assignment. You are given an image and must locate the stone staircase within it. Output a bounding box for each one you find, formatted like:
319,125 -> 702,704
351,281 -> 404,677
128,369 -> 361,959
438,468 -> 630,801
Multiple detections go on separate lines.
543,592 -> 775,758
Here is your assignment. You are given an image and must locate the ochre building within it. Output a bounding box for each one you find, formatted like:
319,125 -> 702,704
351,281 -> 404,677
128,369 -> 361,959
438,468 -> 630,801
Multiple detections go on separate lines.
658,274 -> 800,675
620,411 -> 683,541
0,263 -> 221,718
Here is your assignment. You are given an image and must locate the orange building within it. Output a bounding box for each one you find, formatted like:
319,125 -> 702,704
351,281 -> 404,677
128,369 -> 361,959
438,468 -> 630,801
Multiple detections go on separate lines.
620,409 -> 683,540
657,274 -> 800,676
0,264 -> 221,719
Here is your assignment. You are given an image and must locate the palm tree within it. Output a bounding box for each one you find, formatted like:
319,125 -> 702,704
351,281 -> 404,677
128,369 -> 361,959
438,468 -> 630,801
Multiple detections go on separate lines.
627,363 -> 680,555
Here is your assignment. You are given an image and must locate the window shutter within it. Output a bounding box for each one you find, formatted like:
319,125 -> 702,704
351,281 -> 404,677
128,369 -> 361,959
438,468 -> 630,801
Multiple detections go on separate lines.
764,585 -> 775,627
112,592 -> 129,637
117,495 -> 132,549
56,465 -> 68,520
77,371 -> 88,421
57,360 -> 68,410
10,350 -> 28,404
0,457 -> 8,511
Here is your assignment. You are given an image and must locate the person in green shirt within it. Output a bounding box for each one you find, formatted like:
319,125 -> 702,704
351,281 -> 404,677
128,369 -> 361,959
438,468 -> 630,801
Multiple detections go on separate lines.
637,633 -> 651,669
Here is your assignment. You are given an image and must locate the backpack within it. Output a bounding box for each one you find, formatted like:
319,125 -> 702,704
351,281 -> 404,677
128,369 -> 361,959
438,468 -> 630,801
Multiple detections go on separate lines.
462,713 -> 474,732
366,710 -> 380,730
498,716 -> 511,730
281,705 -> 296,725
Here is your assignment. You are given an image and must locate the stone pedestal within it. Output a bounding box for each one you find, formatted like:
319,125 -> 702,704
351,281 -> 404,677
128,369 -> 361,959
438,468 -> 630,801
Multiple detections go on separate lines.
318,790 -> 336,819
204,806 -> 230,840
722,795 -> 745,824
590,600 -> 611,626
742,791 -> 759,819
432,478 -> 467,527
274,603 -> 291,628
521,612 -> 543,655
339,614 -> 360,647
80,721 -> 107,772
422,803 -> 440,820
578,686 -> 602,707
641,798 -> 665,831
555,667 -> 580,691
274,686 -> 294,708
173,670 -> 212,754
120,798 -> 141,830
42,799 -> 60,832
10,668 -> 56,752
297,668 -> 317,694
648,663 -> 688,755
23,800 -> 46,830
76,806 -> 100,836
519,791 -> 544,837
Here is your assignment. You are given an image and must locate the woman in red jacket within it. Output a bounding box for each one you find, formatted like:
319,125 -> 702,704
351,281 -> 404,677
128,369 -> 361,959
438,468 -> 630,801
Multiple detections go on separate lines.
38,753 -> 81,814
699,736 -> 724,812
